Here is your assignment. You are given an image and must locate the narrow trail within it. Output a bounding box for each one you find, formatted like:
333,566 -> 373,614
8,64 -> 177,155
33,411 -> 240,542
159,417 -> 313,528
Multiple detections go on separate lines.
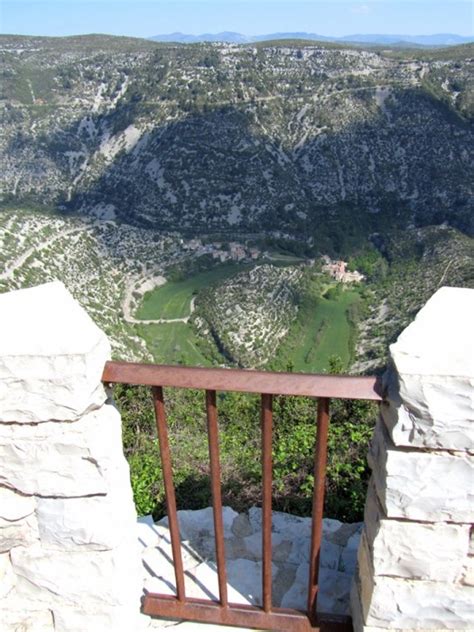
438,258 -> 454,287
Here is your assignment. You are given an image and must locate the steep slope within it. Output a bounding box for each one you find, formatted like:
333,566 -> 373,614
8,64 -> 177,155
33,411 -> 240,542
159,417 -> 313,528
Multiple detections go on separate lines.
0,207 -> 190,360
1,36 -> 472,246
193,264 -> 304,366
352,226 -> 474,372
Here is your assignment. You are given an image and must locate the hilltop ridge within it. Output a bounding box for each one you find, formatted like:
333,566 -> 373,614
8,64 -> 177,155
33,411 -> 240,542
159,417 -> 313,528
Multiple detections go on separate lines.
1,34 -> 472,247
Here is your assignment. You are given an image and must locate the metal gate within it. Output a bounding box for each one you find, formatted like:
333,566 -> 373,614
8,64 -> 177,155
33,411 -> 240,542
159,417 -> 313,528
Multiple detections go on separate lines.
103,361 -> 382,631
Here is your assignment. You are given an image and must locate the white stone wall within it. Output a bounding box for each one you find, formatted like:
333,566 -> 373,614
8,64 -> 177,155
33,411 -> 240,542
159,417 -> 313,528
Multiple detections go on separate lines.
351,287 -> 474,631
0,283 -> 143,632
2,282 -> 473,632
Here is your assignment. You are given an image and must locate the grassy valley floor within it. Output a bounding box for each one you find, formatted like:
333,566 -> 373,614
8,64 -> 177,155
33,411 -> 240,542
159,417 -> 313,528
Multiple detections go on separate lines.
270,285 -> 361,373
135,264 -> 251,365
137,264 -> 250,320
135,322 -> 210,366
135,260 -> 362,373
283,290 -> 360,373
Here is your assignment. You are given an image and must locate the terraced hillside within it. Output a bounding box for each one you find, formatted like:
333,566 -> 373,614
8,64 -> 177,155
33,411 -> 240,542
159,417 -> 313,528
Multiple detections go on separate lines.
0,208 -> 188,360
193,264 -> 304,366
1,35 -> 473,247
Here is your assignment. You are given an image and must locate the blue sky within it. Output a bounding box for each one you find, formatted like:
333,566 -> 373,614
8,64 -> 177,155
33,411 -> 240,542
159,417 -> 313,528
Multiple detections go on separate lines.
1,1 -> 473,38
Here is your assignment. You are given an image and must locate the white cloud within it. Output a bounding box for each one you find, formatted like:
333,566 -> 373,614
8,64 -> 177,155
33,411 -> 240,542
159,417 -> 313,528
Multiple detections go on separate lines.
351,4 -> 371,15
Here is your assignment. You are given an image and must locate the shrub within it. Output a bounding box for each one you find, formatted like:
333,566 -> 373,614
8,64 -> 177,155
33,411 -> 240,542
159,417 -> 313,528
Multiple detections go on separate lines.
115,381 -> 377,523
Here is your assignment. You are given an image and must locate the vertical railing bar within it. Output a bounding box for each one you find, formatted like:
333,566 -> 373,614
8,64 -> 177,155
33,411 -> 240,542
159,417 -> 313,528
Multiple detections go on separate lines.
307,396 -> 330,623
152,385 -> 186,602
205,389 -> 229,608
261,393 -> 273,613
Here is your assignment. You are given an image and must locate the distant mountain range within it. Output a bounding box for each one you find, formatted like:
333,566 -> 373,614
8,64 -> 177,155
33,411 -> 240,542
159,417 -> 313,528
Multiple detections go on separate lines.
149,32 -> 473,47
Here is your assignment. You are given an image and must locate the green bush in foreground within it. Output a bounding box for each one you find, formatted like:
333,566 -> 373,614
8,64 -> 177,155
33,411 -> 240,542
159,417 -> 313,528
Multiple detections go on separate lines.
115,375 -> 377,523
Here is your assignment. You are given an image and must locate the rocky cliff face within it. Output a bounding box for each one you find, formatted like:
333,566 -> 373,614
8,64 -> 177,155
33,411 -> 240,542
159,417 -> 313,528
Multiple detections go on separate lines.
1,35 -> 473,244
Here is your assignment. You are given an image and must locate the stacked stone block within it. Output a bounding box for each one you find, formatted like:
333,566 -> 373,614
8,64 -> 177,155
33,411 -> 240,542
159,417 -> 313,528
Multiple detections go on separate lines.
351,287 -> 474,631
0,282 -> 142,632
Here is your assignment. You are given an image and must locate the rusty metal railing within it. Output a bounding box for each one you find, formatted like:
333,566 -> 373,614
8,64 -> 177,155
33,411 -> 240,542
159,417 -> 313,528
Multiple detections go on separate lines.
102,361 -> 383,632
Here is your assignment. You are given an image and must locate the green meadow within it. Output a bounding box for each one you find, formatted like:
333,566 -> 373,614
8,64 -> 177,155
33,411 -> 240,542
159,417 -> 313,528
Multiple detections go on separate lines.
136,261 -> 361,373
136,322 -> 211,366
136,264 -> 248,320
273,288 -> 361,373
292,291 -> 360,372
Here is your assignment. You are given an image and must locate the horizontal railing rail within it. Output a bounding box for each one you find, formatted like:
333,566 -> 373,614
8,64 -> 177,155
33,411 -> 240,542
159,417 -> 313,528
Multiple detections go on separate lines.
103,360 -> 383,632
102,361 -> 384,400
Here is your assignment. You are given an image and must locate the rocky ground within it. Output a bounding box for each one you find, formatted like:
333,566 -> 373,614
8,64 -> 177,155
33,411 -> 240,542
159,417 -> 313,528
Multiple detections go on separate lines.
138,506 -> 362,629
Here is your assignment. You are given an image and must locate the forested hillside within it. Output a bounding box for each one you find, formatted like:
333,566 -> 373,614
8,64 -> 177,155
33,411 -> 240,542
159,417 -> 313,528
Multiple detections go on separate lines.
1,35 -> 473,249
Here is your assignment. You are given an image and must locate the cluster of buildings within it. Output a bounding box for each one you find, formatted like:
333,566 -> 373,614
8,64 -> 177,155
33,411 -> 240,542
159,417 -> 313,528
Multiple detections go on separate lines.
181,239 -> 262,263
179,240 -> 364,283
322,256 -> 365,283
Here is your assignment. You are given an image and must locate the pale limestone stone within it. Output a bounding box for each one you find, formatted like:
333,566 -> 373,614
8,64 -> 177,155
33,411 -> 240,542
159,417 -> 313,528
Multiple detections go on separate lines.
231,512 -> 253,538
248,506 -> 311,539
0,486 -> 35,521
351,288 -> 474,631
140,526 -> 255,605
158,506 -> 238,541
222,535 -> 248,560
364,576 -> 474,629
369,420 -> 474,522
318,566 -> 355,615
327,522 -> 362,547
268,523 -> 350,568
36,476 -> 136,551
463,529 -> 474,585
0,514 -> 39,553
0,609 -> 54,632
248,506 -> 342,540
461,556 -> 474,586
358,531 -> 474,629
389,287 -> 474,378
340,528 -> 363,576
225,558 -> 278,606
272,562 -> 298,606
52,605 -> 150,632
0,434 -> 107,497
387,287 -> 474,451
145,616 -> 247,631
0,282 -> 110,423
141,508 -> 359,618
142,530 -> 205,576
243,530 -> 293,563
350,580 -> 449,632
144,557 -> 255,605
382,372 -> 474,451
280,559 -> 352,614
10,542 -> 141,608
0,552 -> 15,599
137,515 -> 164,550
0,403 -> 127,497
363,487 -> 470,582
350,579 -> 367,632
